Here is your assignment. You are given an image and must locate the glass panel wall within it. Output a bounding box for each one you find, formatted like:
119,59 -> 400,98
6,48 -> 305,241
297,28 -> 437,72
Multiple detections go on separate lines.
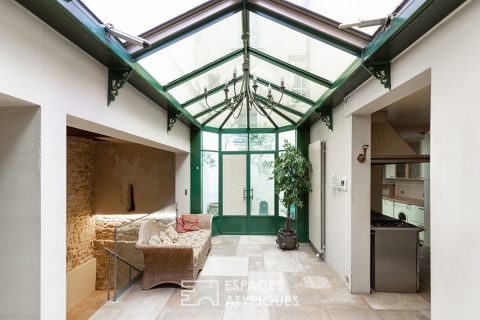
250,154 -> 275,216
202,132 -> 219,215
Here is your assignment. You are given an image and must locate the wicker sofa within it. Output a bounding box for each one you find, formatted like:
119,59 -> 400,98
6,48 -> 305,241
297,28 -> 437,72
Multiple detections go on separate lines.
135,214 -> 213,289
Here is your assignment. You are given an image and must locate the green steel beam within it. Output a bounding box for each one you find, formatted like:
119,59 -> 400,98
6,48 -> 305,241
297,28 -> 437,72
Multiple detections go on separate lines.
249,48 -> 332,88
164,49 -> 243,91
296,58 -> 362,127
202,106 -> 228,126
254,76 -> 315,106
190,128 -> 202,213
257,99 -> 295,125
362,0 -> 432,62
133,2 -> 243,61
256,95 -> 304,118
183,76 -> 243,108
247,2 -> 363,57
43,0 -> 202,128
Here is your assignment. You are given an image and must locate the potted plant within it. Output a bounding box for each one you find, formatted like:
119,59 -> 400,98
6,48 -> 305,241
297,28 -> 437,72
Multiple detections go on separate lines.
272,141 -> 312,250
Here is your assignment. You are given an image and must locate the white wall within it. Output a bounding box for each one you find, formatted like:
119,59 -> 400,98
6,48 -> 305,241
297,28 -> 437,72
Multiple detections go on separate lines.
0,1 -> 191,318
311,1 -> 480,318
175,152 -> 191,215
0,106 -> 41,319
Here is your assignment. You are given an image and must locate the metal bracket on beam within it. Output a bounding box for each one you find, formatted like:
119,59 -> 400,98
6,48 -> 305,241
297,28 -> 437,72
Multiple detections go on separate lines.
362,61 -> 391,89
316,109 -> 333,131
108,68 -> 133,106
167,110 -> 181,132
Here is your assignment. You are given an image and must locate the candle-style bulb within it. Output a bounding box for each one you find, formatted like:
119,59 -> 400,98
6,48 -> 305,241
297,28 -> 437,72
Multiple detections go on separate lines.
233,65 -> 237,78
224,80 -> 228,89
268,83 -> 272,95
280,77 -> 285,88
204,86 -> 207,94
253,73 -> 257,81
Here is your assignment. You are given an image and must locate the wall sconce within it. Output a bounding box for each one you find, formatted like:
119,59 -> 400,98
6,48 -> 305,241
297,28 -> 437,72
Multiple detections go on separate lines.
357,145 -> 369,163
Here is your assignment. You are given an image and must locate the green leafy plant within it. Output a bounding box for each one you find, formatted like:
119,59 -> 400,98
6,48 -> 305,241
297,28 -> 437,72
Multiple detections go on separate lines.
272,141 -> 312,232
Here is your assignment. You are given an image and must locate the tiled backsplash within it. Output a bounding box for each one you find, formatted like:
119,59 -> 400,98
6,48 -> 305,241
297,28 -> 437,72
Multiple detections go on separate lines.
394,179 -> 425,199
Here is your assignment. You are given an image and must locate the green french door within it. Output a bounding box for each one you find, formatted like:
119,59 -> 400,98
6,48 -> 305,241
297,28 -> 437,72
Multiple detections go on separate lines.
221,152 -> 276,234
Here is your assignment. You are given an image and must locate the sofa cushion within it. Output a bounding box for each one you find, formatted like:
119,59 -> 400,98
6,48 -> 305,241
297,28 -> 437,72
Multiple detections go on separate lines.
182,215 -> 200,231
176,217 -> 188,233
176,230 -> 211,265
148,233 -> 162,245
165,226 -> 179,242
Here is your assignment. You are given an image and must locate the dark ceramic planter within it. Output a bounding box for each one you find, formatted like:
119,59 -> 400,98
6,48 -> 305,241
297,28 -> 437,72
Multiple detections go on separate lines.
276,229 -> 299,250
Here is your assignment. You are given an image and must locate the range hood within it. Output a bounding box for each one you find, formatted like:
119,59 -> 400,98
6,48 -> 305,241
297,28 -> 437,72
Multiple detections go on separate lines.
371,112 -> 430,164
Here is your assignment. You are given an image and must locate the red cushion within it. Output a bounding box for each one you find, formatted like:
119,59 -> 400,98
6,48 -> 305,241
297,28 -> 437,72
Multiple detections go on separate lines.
182,215 -> 200,231
176,217 -> 188,233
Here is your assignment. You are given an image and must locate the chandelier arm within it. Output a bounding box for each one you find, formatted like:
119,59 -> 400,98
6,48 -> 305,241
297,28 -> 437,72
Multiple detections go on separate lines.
256,99 -> 276,117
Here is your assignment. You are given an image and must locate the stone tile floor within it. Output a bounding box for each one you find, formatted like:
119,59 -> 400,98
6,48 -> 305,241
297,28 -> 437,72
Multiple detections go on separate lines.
76,235 -> 431,320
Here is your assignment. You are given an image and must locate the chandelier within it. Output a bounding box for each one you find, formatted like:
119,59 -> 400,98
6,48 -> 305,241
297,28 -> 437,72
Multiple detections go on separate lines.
203,32 -> 285,120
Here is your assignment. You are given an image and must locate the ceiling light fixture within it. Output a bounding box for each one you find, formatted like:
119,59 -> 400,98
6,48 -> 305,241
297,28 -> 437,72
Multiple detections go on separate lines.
103,23 -> 151,48
202,32 -> 285,120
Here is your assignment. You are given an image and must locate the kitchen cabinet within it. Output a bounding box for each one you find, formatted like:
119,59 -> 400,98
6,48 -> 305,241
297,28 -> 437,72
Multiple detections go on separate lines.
395,164 -> 407,179
382,199 -> 394,217
410,205 -> 425,225
408,163 -> 422,179
384,164 -> 396,179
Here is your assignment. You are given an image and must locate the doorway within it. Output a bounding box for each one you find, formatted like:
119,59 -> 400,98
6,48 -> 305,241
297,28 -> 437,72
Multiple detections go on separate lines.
221,152 -> 276,234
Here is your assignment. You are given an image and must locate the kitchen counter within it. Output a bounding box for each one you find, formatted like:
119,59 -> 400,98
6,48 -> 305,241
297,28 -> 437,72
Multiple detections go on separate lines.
382,195 -> 423,207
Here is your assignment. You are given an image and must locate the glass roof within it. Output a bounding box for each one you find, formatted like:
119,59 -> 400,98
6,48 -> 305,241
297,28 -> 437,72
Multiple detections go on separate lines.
77,1 -> 409,130
81,0 -> 210,36
283,0 -> 405,35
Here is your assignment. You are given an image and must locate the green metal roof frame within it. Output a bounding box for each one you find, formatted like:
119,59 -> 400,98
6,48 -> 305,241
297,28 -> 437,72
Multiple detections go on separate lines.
14,0 -> 467,132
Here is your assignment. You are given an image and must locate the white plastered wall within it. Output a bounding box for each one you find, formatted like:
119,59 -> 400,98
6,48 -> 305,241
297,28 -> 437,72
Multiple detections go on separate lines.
311,1 -> 479,318
0,1 -> 191,318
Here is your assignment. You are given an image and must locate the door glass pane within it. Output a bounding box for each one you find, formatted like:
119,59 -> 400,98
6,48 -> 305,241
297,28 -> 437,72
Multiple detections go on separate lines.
249,133 -> 275,151
222,154 -> 247,216
202,131 -> 218,151
202,152 -> 218,215
250,154 -> 275,216
222,134 -> 247,151
279,192 -> 296,219
279,130 -> 296,149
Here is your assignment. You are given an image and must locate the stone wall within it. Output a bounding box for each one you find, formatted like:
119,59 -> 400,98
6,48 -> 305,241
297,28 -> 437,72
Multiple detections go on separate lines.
66,137 -> 96,272
93,214 -> 145,290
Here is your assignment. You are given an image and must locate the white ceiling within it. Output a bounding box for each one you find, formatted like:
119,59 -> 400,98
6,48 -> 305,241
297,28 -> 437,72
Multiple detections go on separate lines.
384,85 -> 431,126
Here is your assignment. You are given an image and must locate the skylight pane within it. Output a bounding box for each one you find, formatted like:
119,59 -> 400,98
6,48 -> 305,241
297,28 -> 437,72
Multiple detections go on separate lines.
81,0 -> 209,36
139,12 -> 241,85
250,13 -> 357,82
249,108 -> 276,128
269,112 -> 291,127
167,56 -> 244,103
208,109 -> 231,128
250,56 -> 327,101
222,105 -> 248,129
283,0 -> 404,35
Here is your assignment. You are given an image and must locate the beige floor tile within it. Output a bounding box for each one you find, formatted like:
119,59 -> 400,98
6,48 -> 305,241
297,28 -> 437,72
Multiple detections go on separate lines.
269,305 -> 330,320
90,235 -> 430,320
363,292 -> 431,310
201,256 -> 249,276
223,304 -> 270,320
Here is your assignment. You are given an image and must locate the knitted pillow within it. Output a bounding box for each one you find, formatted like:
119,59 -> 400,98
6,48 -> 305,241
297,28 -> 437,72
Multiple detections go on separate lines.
148,233 -> 162,245
159,231 -> 172,244
176,217 -> 188,233
182,215 -> 200,231
165,226 -> 179,242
